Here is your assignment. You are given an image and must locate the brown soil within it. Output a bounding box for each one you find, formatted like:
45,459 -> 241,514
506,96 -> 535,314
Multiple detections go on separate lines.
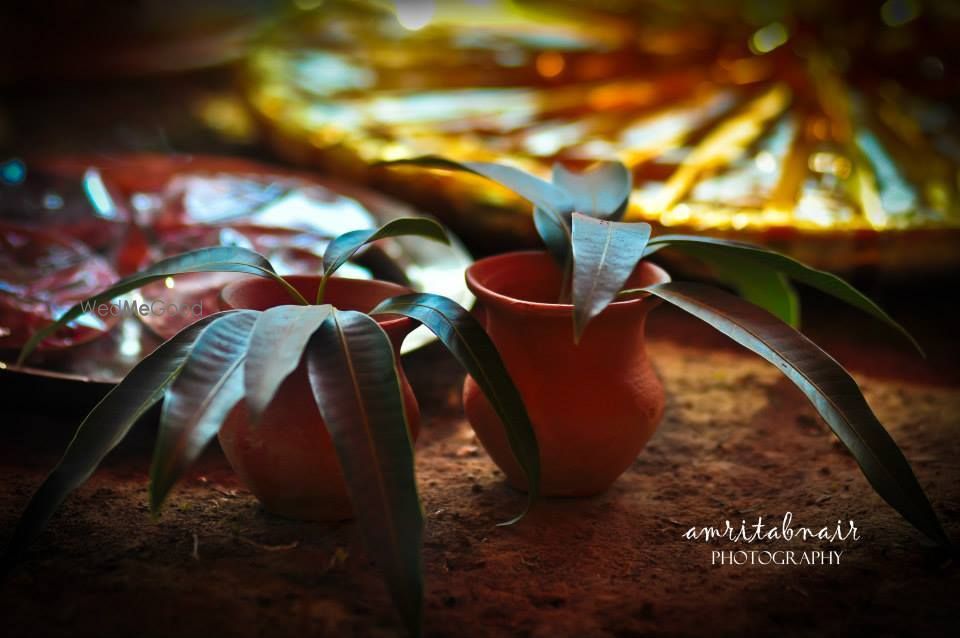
1,306 -> 958,638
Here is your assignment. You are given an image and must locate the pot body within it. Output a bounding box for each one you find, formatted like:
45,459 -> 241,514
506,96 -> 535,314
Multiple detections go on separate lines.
218,275 -> 419,521
462,251 -> 669,497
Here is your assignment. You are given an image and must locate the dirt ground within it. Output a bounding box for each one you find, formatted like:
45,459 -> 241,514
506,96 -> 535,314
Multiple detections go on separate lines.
1,305 -> 958,638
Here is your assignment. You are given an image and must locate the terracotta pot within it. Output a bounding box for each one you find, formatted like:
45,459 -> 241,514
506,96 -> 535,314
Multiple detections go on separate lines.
462,251 -> 670,497
218,275 -> 419,521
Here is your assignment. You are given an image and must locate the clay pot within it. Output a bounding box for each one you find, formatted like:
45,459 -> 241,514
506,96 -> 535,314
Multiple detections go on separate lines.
218,275 -> 419,521
462,251 -> 670,497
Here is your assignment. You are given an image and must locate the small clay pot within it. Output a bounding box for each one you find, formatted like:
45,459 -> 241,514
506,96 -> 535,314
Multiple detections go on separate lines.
462,251 -> 669,497
218,275 -> 419,521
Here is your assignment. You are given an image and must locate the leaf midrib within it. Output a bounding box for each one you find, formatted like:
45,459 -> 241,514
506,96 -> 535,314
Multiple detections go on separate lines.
580,222 -> 614,330
649,284 -> 926,520
158,353 -> 246,481
332,313 -> 405,577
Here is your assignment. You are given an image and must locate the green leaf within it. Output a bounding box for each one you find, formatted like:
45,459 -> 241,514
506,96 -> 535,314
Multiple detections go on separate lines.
552,161 -> 632,220
244,305 -> 333,424
149,311 -> 260,513
571,213 -> 652,342
318,217 -> 449,303
632,281 -> 949,547
17,246 -> 303,365
381,156 -> 573,217
371,293 -> 539,525
679,243 -> 800,326
2,312 -> 234,566
306,310 -> 423,635
380,156 -> 574,262
646,235 -> 922,354
533,207 -> 572,266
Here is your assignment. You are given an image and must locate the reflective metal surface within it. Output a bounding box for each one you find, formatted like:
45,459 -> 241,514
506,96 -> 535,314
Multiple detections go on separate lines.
0,154 -> 473,385
245,0 -> 960,270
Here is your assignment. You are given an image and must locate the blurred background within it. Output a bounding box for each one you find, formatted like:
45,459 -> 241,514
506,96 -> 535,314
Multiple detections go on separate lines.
2,0 -> 959,384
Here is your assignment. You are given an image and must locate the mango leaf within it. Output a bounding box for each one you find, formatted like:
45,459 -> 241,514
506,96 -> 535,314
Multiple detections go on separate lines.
306,310 -> 423,635
244,305 -> 333,423
2,312 -> 234,567
149,311 -> 259,512
371,293 -> 539,525
630,281 -> 949,547
533,207 -> 571,266
645,235 -> 922,355
680,243 -> 800,326
17,246 -> 303,364
571,213 -> 652,341
318,217 -> 449,303
380,156 -> 574,261
552,161 -> 632,220
381,156 -> 573,217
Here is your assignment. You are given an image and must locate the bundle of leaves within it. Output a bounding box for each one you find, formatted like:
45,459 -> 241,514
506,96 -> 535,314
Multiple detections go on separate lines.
4,217 -> 539,637
386,156 -> 951,552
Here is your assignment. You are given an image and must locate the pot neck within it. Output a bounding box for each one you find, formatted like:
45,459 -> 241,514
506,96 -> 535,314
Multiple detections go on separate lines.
221,274 -> 417,348
466,251 -> 670,319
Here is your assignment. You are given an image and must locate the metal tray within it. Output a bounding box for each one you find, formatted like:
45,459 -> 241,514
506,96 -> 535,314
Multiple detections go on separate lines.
0,154 -> 473,390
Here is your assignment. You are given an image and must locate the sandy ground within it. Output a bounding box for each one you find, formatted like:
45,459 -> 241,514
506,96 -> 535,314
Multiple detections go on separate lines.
1,307 -> 959,638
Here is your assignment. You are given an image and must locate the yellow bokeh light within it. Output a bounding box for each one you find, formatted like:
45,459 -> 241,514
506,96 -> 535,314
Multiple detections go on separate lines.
394,0 -> 435,31
535,52 -> 566,78
749,22 -> 788,55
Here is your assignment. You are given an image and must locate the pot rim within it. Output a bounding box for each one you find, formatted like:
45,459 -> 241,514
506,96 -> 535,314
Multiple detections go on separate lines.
221,274 -> 415,331
466,250 -> 671,317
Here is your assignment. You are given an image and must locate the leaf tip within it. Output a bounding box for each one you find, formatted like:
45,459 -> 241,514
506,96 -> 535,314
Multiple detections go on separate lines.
147,492 -> 163,520
496,494 -> 536,527
495,512 -> 525,528
16,338 -> 39,367
147,478 -> 163,522
911,337 -> 927,360
572,313 -> 589,345
147,475 -> 171,519
245,400 -> 265,429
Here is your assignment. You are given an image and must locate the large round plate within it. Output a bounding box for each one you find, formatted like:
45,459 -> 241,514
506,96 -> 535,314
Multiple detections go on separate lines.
0,154 -> 473,388
244,0 -> 960,272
